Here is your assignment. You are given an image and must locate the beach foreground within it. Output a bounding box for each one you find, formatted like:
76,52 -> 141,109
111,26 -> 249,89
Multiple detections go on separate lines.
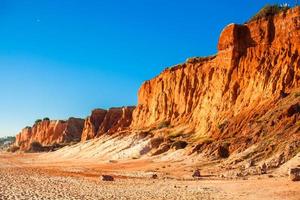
0,153 -> 299,200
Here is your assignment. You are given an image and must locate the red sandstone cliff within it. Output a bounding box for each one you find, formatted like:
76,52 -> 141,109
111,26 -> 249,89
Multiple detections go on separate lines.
15,106 -> 135,150
81,106 -> 135,142
13,7 -> 300,166
131,7 -> 300,132
128,7 -> 300,162
81,109 -> 107,142
15,118 -> 84,150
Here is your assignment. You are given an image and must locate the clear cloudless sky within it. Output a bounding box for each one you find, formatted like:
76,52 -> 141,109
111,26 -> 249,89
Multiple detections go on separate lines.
0,0 -> 296,136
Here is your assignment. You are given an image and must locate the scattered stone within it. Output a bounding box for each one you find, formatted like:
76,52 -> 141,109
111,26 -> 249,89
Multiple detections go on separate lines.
245,159 -> 255,168
171,141 -> 188,150
236,172 -> 242,177
152,174 -> 158,179
218,144 -> 230,158
259,163 -> 267,174
192,169 -> 201,178
289,168 -> 300,181
101,175 -> 114,181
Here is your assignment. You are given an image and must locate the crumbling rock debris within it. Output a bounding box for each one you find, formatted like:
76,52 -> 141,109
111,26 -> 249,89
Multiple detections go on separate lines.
289,168 -> 300,181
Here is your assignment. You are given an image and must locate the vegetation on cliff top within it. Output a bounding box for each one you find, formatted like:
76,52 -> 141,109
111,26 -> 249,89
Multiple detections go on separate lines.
248,4 -> 290,22
34,119 -> 42,124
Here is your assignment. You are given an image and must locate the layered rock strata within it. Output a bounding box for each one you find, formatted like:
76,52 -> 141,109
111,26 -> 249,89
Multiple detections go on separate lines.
131,7 -> 300,136
15,118 -> 84,150
81,106 -> 135,142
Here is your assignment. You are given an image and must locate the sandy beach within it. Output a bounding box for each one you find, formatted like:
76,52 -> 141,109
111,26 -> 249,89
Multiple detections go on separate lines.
0,152 -> 299,200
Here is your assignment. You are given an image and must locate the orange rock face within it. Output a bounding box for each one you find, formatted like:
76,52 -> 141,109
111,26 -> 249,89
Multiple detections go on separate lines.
81,106 -> 135,142
15,118 -> 84,150
81,109 -> 107,142
15,106 -> 135,149
131,7 -> 300,136
13,7 -> 300,162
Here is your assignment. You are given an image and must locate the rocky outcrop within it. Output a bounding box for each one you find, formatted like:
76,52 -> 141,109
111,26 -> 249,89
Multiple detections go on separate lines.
127,7 -> 300,165
15,106 -> 135,150
81,106 -> 135,142
131,7 -> 300,134
12,7 -> 300,167
81,109 -> 107,142
15,118 -> 84,150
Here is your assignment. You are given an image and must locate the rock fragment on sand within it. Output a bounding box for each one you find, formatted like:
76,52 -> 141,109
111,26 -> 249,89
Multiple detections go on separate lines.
101,175 -> 114,181
289,168 -> 300,181
259,163 -> 267,174
152,174 -> 158,179
192,169 -> 201,178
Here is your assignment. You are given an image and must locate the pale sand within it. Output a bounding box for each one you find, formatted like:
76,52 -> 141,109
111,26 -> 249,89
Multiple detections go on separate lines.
0,153 -> 299,200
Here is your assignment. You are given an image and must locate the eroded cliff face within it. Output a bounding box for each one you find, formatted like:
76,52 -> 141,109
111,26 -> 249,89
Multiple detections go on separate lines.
81,109 -> 107,142
13,7 -> 300,168
15,118 -> 84,150
131,7 -> 300,137
15,106 -> 135,149
81,106 -> 135,142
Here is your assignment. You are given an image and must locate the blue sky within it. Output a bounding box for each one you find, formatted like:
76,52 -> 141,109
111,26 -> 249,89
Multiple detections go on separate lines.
0,0 -> 296,136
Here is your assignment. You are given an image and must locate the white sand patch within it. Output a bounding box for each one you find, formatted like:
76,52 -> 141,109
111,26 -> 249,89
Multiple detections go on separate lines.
42,134 -> 151,161
158,149 -> 186,162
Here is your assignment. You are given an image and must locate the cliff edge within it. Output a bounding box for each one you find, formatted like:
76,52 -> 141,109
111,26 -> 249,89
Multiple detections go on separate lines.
14,7 -> 300,174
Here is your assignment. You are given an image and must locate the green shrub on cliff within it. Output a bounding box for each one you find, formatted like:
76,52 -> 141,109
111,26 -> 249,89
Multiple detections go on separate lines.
248,4 -> 290,22
34,119 -> 42,124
